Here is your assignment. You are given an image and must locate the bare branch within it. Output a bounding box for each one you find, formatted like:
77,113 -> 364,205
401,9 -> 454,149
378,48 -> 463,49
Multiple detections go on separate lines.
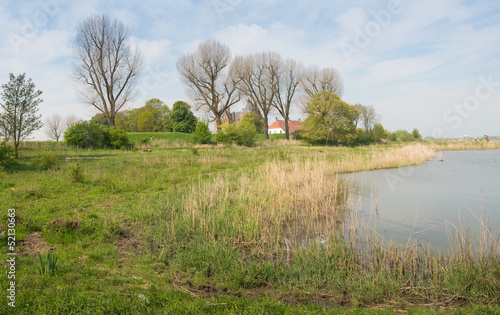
73,14 -> 143,127
177,40 -> 240,131
44,114 -> 64,141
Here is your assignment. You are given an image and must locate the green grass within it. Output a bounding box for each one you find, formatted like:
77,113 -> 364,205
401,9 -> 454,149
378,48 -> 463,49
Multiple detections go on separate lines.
1,137 -> 499,314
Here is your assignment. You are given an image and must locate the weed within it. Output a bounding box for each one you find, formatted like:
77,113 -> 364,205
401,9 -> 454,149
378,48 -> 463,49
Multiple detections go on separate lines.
191,148 -> 199,156
67,161 -> 84,183
36,152 -> 61,170
37,252 -> 58,276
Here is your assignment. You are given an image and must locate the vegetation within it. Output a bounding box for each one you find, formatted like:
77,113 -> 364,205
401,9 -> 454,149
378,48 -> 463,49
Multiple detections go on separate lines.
1,135 -> 499,313
217,114 -> 258,147
301,90 -> 358,145
164,101 -> 197,133
116,98 -> 170,132
192,120 -> 212,144
64,121 -> 130,149
0,73 -> 44,156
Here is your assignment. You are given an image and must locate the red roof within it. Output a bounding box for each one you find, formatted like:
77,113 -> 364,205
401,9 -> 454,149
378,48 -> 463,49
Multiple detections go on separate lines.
269,120 -> 302,133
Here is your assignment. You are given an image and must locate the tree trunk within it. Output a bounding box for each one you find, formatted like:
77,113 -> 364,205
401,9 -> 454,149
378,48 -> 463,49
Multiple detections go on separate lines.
214,114 -> 222,133
284,117 -> 290,140
107,115 -> 116,127
263,116 -> 269,140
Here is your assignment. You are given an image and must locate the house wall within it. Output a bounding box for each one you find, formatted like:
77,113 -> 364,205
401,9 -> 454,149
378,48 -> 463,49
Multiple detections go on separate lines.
269,128 -> 284,134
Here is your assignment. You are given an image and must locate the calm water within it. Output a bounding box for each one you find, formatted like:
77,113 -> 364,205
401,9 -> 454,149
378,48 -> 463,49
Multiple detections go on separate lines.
343,150 -> 500,248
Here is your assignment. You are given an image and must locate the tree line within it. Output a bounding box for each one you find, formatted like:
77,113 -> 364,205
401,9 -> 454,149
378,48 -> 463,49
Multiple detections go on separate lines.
0,14 -> 423,157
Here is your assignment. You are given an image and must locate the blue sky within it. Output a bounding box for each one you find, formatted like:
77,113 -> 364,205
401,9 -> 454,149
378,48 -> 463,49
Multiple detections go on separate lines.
1,0 -> 500,139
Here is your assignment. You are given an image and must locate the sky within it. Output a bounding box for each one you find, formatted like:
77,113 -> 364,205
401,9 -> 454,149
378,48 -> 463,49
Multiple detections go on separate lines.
1,0 -> 500,140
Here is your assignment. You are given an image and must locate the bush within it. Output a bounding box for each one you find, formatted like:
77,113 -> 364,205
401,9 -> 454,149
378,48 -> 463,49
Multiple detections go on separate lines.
64,121 -> 129,149
0,141 -> 15,166
217,122 -> 241,146
37,152 -> 61,170
67,162 -> 84,183
137,137 -> 150,145
64,121 -> 106,148
192,120 -> 212,144
238,114 -> 257,147
108,128 -> 130,149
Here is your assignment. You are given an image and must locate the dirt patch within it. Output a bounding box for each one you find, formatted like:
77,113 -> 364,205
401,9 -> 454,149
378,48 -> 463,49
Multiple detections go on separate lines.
116,229 -> 142,257
19,232 -> 54,257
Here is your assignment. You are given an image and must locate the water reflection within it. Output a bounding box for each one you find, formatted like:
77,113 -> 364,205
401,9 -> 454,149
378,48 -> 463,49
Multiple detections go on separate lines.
343,149 -> 500,249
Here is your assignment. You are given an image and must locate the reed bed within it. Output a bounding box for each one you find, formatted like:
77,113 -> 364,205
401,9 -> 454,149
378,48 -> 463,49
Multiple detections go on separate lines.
430,140 -> 500,151
161,142 -> 499,306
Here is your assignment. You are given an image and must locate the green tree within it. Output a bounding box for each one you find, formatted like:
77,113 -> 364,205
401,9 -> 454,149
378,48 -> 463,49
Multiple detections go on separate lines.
412,128 -> 422,141
192,120 -> 212,144
164,101 -> 197,133
301,90 -> 358,145
373,123 -> 387,142
116,98 -> 170,132
0,73 -> 43,157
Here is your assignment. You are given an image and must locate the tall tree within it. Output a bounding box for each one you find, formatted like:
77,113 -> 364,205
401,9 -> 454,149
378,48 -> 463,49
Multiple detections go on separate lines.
73,14 -> 143,127
355,104 -> 381,131
300,65 -> 343,111
177,40 -> 240,131
0,73 -> 43,156
45,114 -> 65,141
233,52 -> 281,140
273,58 -> 304,140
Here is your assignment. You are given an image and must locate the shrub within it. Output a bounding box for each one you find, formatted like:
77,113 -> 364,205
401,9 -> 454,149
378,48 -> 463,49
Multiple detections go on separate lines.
64,121 -> 106,148
238,115 -> 257,147
137,137 -> 150,144
37,152 -> 61,170
217,122 -> 240,146
192,120 -> 212,144
64,121 -> 129,149
67,162 -> 84,183
108,128 -> 130,149
0,141 -> 15,166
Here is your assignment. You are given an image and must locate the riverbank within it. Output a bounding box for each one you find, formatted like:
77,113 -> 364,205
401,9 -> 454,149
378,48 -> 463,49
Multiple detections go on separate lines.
0,141 -> 498,313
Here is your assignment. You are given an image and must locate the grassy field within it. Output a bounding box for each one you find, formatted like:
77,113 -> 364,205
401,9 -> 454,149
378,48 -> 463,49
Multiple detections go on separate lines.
1,136 -> 499,314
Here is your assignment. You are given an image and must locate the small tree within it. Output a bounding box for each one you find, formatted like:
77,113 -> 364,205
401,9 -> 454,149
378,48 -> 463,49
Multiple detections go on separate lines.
412,128 -> 422,141
373,123 -> 387,142
45,114 -> 65,141
192,120 -> 212,144
0,73 -> 43,157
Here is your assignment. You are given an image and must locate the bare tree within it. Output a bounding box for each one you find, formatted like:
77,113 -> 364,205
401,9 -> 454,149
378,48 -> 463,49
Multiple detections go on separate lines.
300,65 -> 344,111
65,115 -> 80,128
44,114 -> 64,141
177,40 -> 240,131
233,52 -> 281,140
73,14 -> 143,127
273,58 -> 304,140
355,104 -> 381,131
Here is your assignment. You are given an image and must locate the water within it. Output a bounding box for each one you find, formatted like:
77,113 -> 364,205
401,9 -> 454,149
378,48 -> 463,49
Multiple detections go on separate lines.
343,149 -> 500,249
